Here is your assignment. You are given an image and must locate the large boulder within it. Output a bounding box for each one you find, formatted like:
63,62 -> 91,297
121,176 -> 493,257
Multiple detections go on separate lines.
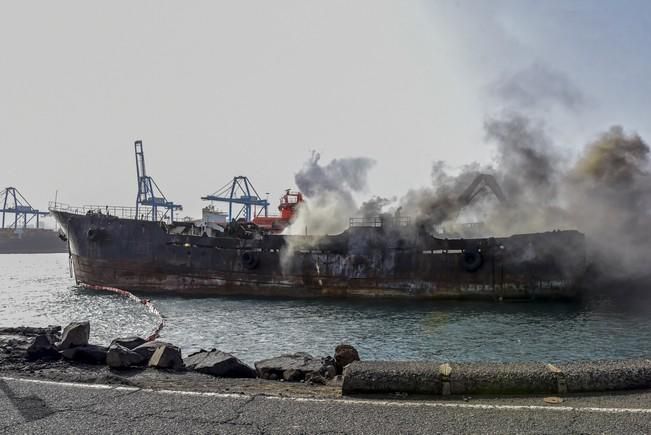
132,340 -> 171,360
107,343 -> 147,369
148,343 -> 184,371
323,365 -> 337,379
282,369 -> 303,382
334,344 -> 360,374
184,349 -> 256,378
25,334 -> 61,361
57,321 -> 90,350
305,373 -> 328,385
110,336 -> 146,350
254,352 -> 326,382
61,344 -> 107,364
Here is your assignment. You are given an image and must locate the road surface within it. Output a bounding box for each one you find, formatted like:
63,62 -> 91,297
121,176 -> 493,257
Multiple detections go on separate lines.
0,376 -> 650,434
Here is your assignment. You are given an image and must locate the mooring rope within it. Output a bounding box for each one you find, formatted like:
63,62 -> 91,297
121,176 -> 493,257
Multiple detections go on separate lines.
79,283 -> 164,341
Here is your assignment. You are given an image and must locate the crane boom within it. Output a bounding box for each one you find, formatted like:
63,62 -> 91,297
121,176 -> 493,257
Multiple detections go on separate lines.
458,174 -> 507,205
201,176 -> 270,222
0,187 -> 48,229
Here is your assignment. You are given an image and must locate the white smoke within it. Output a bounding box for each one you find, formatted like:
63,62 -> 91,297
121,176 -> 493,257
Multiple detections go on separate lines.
286,151 -> 375,236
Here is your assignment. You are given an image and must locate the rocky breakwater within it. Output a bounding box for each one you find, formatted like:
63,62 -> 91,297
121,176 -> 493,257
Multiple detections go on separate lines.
185,349 -> 256,378
255,353 -> 334,384
0,322 -> 186,372
0,321 -> 361,392
0,322 -> 108,365
252,343 -> 361,384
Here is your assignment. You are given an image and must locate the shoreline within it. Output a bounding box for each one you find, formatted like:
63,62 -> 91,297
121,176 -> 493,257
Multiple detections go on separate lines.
2,325 -> 649,399
0,361 -> 342,400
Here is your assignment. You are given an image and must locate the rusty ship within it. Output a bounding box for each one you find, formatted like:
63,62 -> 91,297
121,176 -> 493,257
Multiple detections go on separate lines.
48,141 -> 587,300
50,206 -> 585,300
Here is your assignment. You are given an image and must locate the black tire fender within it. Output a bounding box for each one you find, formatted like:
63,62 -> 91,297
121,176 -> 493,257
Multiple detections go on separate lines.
462,250 -> 483,272
87,227 -> 99,241
241,251 -> 260,269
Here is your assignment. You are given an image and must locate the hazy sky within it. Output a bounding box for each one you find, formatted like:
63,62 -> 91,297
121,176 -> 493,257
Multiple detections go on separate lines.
1,1 -> 649,221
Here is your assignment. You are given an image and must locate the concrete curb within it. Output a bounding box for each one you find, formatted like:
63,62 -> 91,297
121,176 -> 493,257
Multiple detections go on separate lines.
342,359 -> 651,396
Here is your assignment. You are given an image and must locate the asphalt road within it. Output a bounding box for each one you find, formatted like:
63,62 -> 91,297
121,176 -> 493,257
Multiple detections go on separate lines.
0,376 -> 650,434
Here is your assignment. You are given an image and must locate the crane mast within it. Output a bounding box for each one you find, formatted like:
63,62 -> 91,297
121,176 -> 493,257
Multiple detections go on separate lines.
134,140 -> 182,222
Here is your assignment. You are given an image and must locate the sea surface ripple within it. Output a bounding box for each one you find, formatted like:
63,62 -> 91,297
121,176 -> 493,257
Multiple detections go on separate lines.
1,253 -> 650,364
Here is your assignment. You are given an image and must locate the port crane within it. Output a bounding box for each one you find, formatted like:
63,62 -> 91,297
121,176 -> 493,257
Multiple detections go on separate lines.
134,140 -> 182,222
434,173 -> 508,236
459,173 -> 507,206
201,176 -> 270,222
0,187 -> 49,229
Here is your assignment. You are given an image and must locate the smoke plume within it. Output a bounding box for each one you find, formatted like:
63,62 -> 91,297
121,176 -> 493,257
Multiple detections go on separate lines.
282,62 -> 651,285
357,196 -> 394,219
398,161 -> 490,230
491,63 -> 585,112
287,151 -> 375,235
280,151 -> 375,273
563,126 -> 651,278
386,62 -> 651,282
394,115 -> 651,281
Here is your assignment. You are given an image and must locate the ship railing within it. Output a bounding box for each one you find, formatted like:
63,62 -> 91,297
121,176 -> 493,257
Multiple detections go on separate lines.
349,216 -> 411,228
48,202 -> 172,222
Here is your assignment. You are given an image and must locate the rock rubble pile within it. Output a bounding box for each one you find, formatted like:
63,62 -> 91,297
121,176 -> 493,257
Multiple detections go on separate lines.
0,322 -> 360,385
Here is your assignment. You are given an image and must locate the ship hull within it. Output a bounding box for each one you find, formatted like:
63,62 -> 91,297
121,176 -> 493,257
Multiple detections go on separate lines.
0,228 -> 67,254
53,210 -> 587,300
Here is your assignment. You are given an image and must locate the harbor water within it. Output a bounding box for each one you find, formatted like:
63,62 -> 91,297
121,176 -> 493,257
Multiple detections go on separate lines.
1,253 -> 650,364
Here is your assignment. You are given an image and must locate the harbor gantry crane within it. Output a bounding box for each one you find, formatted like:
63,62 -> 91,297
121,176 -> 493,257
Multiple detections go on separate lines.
134,140 -> 182,222
201,176 -> 270,222
458,173 -> 508,206
0,187 -> 49,229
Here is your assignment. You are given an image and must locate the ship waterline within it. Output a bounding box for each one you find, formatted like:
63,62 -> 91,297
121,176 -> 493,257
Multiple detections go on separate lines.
53,209 -> 587,300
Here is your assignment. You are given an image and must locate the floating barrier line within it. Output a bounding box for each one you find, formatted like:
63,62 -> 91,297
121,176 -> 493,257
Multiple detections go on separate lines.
79,282 -> 164,341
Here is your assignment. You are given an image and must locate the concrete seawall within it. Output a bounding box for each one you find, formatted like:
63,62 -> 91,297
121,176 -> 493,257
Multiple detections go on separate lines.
342,359 -> 651,396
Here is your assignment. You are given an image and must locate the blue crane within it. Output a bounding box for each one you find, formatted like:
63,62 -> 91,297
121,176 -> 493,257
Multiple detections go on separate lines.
134,140 -> 182,222
0,187 -> 49,229
201,176 -> 269,222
